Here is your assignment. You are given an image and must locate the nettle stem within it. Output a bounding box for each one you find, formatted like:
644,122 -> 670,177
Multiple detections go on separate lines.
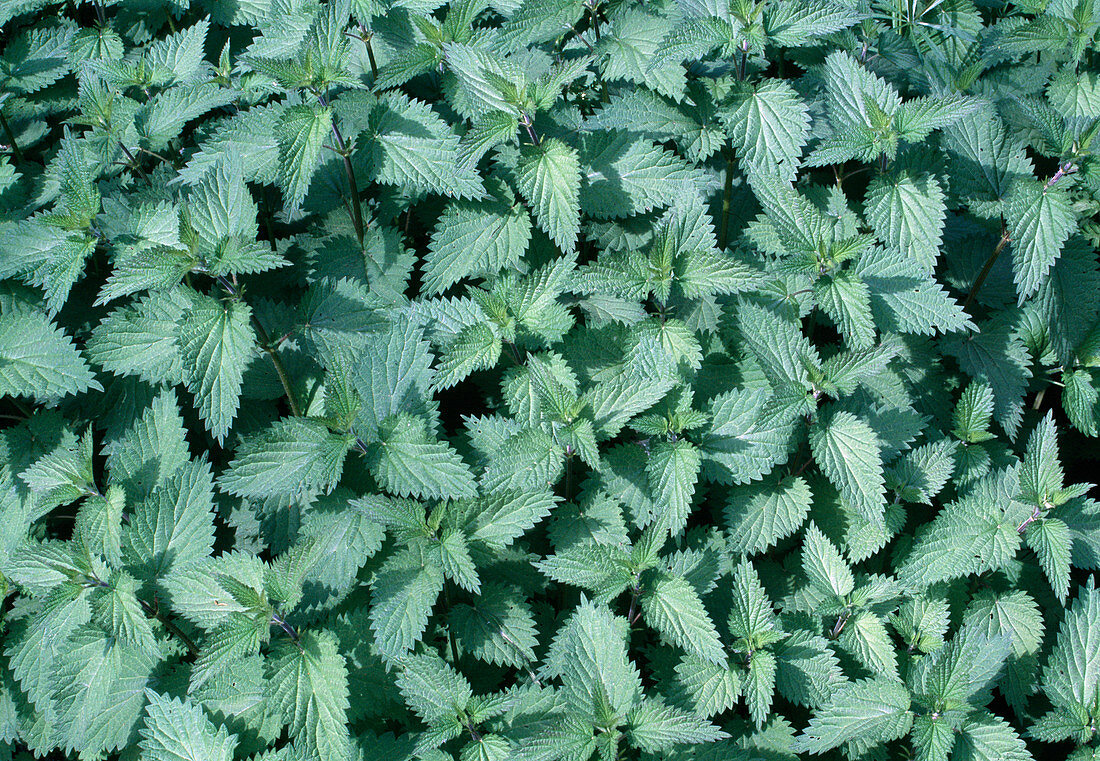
119,141 -> 151,185
316,91 -> 366,248
143,598 -> 200,655
354,24 -> 380,80
718,149 -> 735,250
332,123 -> 366,248
965,162 -> 1075,312
443,581 -> 462,666
0,112 -> 22,163
217,274 -> 302,416
1017,504 -> 1044,533
271,610 -> 301,645
254,318 -> 303,416
520,113 -> 540,146
830,609 -> 851,638
962,228 -> 1009,314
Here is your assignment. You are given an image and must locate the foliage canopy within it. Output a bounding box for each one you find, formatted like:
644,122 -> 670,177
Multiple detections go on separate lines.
1,0 -> 1100,760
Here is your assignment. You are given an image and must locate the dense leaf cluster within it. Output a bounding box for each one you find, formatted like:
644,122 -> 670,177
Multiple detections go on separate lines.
2,0 -> 1100,759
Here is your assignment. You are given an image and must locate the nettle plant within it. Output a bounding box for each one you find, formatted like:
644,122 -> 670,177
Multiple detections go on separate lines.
3,0 -> 1100,759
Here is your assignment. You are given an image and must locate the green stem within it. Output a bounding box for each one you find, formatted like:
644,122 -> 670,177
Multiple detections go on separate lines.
358,24 -> 379,80
8,397 -> 32,418
215,274 -> 301,416
315,92 -> 365,248
520,113 -> 540,146
962,229 -> 1009,314
253,317 -> 302,417
443,582 -> 461,667
365,37 -> 379,80
133,595 -> 199,655
718,151 -> 735,250
0,112 -> 22,163
118,141 -> 151,185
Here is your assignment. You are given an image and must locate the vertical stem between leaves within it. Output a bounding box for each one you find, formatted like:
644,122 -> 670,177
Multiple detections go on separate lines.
218,274 -> 302,416
718,151 -> 735,250
0,113 -> 21,163
962,228 -> 1009,314
316,91 -> 366,249
443,581 -> 461,666
253,317 -> 303,417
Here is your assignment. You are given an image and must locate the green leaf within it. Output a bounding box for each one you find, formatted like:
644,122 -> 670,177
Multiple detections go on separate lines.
864,173 -> 946,273
0,307 -> 100,402
86,289 -> 188,386
53,625 -> 159,757
365,129 -> 487,200
700,386 -> 796,485
537,540 -> 633,600
105,391 -> 191,503
579,133 -> 701,220
1027,517 -> 1072,603
396,653 -> 471,724
1019,411 -> 1064,508
424,196 -> 532,295
179,293 -> 256,442
810,411 -> 885,526
598,7 -> 684,100
944,312 -> 1032,438
953,383 -> 996,443
911,624 -> 1010,710
219,417 -> 352,500
801,523 -> 854,600
641,572 -> 725,666
894,94 -> 980,143
139,691 -> 238,761
838,611 -> 898,679
955,715 -> 1032,761
514,138 -> 581,252
139,83 -> 236,151
765,1 -> 863,45
725,474 -> 812,556
896,470 -> 1021,590
1042,582 -> 1100,715
797,676 -> 912,755
1,24 -> 71,94
91,571 -> 157,656
435,322 -> 502,390
450,584 -> 538,668
723,79 -> 810,182
460,489 -> 558,550
369,543 -> 444,661
267,630 -> 350,761
646,438 -> 700,537
1005,180 -> 1077,302
814,269 -> 875,349
124,458 -> 216,580
543,597 -> 641,717
188,613 -> 267,692
774,628 -> 846,708
674,656 -> 741,718
942,103 -> 1032,215
276,104 -> 332,212
626,698 -> 726,753
856,246 -> 975,336
367,414 -> 476,500
743,648 -> 778,728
